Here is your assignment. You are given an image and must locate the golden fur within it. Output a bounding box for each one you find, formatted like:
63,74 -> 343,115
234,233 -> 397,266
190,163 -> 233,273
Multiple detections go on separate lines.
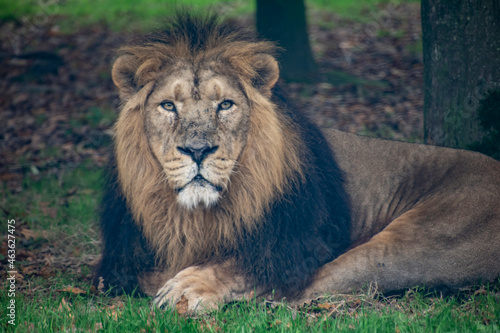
97,14 -> 500,314
113,23 -> 303,274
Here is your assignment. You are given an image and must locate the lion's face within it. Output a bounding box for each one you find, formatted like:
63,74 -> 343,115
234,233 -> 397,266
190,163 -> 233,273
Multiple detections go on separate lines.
111,21 -> 308,273
112,33 -> 289,217
144,64 -> 251,209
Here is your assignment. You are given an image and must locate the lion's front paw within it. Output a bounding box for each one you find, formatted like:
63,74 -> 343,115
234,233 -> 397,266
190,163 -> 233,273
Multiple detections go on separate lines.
153,266 -> 230,315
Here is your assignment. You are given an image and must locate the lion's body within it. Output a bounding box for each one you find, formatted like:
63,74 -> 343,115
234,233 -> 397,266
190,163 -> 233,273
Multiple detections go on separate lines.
306,130 -> 500,297
95,14 -> 500,312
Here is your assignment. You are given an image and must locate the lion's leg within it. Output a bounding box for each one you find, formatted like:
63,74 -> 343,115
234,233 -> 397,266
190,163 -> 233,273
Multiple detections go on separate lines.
153,262 -> 260,314
300,200 -> 500,300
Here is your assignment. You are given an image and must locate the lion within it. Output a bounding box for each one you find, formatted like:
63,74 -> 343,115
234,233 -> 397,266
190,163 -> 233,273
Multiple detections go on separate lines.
94,13 -> 500,314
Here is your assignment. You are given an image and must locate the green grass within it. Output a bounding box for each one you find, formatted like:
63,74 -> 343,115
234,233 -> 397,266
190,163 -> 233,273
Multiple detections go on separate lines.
0,0 -> 255,32
0,0 -> 38,21
2,275 -> 500,331
56,0 -> 255,32
1,0 -> 419,32
1,162 -> 103,258
1,0 -> 498,331
2,164 -> 499,332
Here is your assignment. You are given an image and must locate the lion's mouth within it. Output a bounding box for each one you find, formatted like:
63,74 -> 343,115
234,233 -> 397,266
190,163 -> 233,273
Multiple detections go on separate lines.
176,174 -> 223,193
175,174 -> 223,209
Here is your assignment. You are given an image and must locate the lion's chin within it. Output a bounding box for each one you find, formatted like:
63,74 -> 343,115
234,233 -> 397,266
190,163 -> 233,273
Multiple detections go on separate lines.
176,181 -> 221,210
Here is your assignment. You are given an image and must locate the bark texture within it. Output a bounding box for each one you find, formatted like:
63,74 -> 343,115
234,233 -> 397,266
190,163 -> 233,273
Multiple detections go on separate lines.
422,1 -> 500,151
256,0 -> 317,81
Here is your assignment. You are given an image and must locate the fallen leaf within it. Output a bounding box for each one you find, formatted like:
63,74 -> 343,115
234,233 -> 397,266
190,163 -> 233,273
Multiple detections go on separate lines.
93,322 -> 103,331
87,255 -> 102,267
176,295 -> 189,316
97,276 -> 104,293
7,271 -> 24,280
20,228 -> 36,239
350,299 -> 362,309
21,266 -> 37,275
39,202 -> 58,219
146,310 -> 156,327
39,265 -> 55,278
108,298 -> 125,309
318,303 -> 333,310
58,286 -> 87,295
474,288 -> 487,296
109,310 -> 119,321
58,298 -> 71,312
21,322 -> 35,332
16,249 -> 33,260
105,301 -> 123,321
65,187 -> 77,196
0,173 -> 23,181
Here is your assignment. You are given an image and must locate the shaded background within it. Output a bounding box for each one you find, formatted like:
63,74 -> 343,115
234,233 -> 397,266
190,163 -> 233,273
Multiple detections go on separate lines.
1,0 -> 424,189
3,1 -> 498,331
0,0 -> 423,295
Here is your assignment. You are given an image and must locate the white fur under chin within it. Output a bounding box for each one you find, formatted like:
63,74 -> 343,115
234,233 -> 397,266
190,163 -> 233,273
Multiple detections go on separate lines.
177,182 -> 220,210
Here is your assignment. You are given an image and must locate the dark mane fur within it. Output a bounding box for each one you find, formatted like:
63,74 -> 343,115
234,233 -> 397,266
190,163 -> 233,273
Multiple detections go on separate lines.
147,12 -> 256,50
94,161 -> 155,294
235,88 -> 350,295
94,13 -> 350,296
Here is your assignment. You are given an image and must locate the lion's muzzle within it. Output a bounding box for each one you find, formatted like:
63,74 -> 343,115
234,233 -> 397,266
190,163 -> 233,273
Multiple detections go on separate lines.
177,142 -> 219,166
174,142 -> 223,209
176,176 -> 222,210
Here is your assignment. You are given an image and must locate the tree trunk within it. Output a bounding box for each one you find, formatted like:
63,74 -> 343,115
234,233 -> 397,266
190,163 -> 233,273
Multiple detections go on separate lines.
422,0 -> 500,155
256,0 -> 317,82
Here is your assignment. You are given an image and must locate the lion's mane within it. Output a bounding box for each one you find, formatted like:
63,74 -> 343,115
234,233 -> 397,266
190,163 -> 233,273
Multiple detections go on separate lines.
95,14 -> 350,295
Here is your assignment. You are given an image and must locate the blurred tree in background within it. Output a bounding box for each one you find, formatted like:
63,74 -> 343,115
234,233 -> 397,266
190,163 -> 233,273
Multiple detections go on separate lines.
422,0 -> 500,158
256,0 -> 317,81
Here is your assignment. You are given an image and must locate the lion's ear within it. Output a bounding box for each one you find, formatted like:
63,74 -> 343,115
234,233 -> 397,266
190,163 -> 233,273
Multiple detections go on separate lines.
252,54 -> 279,97
112,54 -> 140,101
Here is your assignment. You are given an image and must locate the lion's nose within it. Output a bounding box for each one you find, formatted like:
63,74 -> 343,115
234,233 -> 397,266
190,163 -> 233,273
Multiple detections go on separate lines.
177,142 -> 219,165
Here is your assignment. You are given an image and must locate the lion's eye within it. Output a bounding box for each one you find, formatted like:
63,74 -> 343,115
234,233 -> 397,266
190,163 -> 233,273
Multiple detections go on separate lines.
160,101 -> 176,112
218,100 -> 234,111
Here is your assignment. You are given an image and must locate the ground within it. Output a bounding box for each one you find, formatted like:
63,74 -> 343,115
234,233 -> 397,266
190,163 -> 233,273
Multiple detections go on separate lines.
0,3 -> 423,187
1,2 -> 499,332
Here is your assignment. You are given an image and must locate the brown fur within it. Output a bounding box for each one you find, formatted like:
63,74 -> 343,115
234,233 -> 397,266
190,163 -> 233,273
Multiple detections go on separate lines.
100,15 -> 500,314
113,21 -> 303,276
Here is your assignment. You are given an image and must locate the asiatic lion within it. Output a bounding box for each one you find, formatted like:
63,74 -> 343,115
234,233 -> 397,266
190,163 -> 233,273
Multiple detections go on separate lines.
94,14 -> 500,314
